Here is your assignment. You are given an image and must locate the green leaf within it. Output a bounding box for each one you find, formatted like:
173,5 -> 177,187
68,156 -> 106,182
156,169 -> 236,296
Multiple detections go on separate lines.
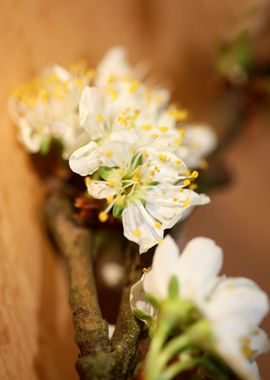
98,166 -> 113,180
168,275 -> 179,299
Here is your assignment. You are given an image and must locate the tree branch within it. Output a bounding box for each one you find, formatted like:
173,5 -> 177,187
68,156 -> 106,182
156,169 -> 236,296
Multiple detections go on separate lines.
43,185 -> 144,379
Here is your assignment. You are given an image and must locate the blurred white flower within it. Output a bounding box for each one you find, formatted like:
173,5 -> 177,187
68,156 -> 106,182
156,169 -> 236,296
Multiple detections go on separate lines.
130,235 -> 269,380
9,62 -> 94,157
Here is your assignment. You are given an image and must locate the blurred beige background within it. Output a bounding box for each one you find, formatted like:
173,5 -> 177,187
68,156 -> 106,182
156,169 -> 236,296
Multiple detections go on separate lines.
0,0 -> 269,379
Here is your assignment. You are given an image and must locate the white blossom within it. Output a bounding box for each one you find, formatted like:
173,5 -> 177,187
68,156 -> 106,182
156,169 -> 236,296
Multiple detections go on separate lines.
84,142 -> 209,253
9,62 -> 94,157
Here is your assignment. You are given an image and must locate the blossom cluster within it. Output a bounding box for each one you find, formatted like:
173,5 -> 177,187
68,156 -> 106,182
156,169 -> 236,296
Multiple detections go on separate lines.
9,47 -> 216,253
9,47 -> 269,380
131,235 -> 269,380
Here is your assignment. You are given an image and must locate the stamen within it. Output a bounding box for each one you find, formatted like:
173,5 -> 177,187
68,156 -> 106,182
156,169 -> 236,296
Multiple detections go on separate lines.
159,126 -> 169,132
129,80 -> 139,93
154,222 -> 161,229
99,212 -> 108,222
182,199 -> 191,207
183,179 -> 191,187
105,150 -> 113,158
85,176 -> 91,186
108,87 -> 118,101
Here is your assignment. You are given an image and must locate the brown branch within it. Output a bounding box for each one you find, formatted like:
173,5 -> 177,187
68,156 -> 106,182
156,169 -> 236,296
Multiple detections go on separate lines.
43,185 -> 144,379
111,243 -> 144,379
43,189 -> 116,379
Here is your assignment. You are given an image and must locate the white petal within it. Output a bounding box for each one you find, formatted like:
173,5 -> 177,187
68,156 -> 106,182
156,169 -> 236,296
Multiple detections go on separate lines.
177,124 -> 217,168
206,278 -> 269,326
101,140 -> 133,169
69,141 -> 101,176
212,317 -> 260,380
130,274 -> 155,319
40,64 -> 72,81
79,86 -> 105,139
87,180 -> 116,199
176,237 -> 223,302
144,235 -> 179,299
146,186 -> 209,229
19,119 -> 42,152
250,328 -> 270,358
122,202 -> 163,254
95,46 -> 133,85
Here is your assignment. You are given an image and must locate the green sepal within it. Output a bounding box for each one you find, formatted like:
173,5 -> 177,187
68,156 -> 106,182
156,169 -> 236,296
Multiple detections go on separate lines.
98,166 -> 113,180
40,137 -> 51,155
113,203 -> 124,218
133,309 -> 153,322
145,292 -> 161,310
168,275 -> 179,300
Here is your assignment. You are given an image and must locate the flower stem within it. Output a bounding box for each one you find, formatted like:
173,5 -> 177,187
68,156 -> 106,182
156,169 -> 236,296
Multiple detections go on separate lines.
156,333 -> 191,373
145,319 -> 174,380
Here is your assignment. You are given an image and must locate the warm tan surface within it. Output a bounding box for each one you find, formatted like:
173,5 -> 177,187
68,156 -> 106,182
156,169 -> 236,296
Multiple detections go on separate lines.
0,0 -> 269,379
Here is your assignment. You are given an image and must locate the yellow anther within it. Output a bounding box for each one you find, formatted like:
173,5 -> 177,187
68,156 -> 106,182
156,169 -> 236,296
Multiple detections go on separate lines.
107,75 -> 115,84
184,169 -> 191,176
191,170 -> 199,179
133,172 -> 141,181
141,124 -> 152,131
174,139 -> 182,146
183,179 -> 191,187
178,128 -> 186,137
169,108 -> 188,121
159,154 -> 167,162
133,229 -> 142,237
70,60 -> 87,73
75,78 -> 83,87
143,267 -> 150,273
154,222 -> 162,229
129,80 -> 139,93
182,199 -> 191,207
108,179 -> 115,187
105,150 -> 113,158
86,69 -> 95,79
106,196 -> 114,204
173,197 -> 178,202
189,183 -> 198,191
99,212 -> 108,223
241,337 -> 252,359
108,87 -> 118,101
85,177 -> 91,186
155,95 -> 163,104
52,88 -> 64,99
151,134 -> 159,139
175,160 -> 182,166
150,171 -> 155,177
39,89 -> 48,103
97,114 -> 103,122
116,168 -> 124,177
116,197 -> 125,206
159,126 -> 169,132
154,166 -> 160,173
